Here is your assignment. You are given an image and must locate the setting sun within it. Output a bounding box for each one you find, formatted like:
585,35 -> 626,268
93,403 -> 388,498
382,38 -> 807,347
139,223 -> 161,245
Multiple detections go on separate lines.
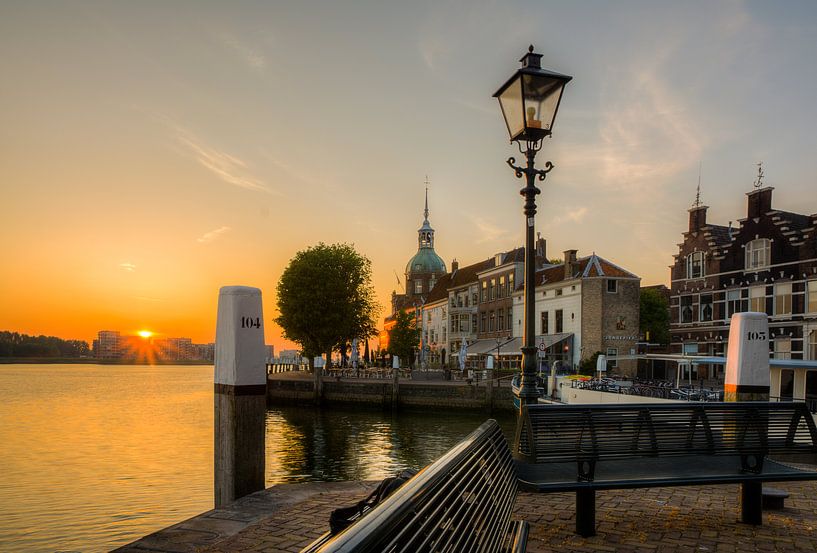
137,330 -> 153,339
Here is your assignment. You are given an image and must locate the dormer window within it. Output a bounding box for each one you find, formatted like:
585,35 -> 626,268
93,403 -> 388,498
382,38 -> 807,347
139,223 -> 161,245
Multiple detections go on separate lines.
745,239 -> 770,270
686,251 -> 704,279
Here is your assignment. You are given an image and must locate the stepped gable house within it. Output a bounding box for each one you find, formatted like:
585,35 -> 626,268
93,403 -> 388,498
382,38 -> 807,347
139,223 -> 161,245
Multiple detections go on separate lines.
670,182 -> 817,382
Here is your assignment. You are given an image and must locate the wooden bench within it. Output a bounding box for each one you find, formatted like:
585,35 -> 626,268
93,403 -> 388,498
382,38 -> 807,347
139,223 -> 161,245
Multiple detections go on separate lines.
513,402 -> 817,537
301,419 -> 528,553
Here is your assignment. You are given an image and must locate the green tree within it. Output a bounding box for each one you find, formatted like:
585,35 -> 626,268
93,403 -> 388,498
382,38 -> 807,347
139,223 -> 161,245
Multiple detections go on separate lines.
275,243 -> 379,368
640,288 -> 670,345
579,351 -> 602,376
387,310 -> 420,368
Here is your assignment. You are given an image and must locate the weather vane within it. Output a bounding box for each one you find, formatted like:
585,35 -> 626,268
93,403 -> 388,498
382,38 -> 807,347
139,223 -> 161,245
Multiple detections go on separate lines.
692,161 -> 702,208
754,162 -> 764,189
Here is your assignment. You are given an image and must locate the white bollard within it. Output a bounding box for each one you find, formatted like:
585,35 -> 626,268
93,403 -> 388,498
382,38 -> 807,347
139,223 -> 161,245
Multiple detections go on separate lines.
725,312 -> 770,402
214,286 -> 266,508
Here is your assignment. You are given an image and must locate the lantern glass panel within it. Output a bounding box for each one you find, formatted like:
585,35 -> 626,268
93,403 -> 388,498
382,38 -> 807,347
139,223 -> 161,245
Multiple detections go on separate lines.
522,74 -> 565,133
498,76 -> 525,141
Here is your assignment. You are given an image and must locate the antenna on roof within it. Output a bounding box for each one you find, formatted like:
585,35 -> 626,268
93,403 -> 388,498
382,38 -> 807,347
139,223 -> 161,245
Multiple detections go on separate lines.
754,161 -> 764,189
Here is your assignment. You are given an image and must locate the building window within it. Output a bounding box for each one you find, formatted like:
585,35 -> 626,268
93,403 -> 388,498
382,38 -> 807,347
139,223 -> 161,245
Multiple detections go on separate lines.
808,281 -> 817,313
472,292 -> 478,305
415,280 -> 423,294
745,238 -> 771,270
459,314 -> 469,333
807,371 -> 817,403
809,331 -> 817,360
481,281 -> 487,302
606,347 -> 618,368
774,338 -> 791,360
497,308 -> 504,331
541,311 -> 549,334
726,289 -> 745,318
556,288 -> 563,296
774,282 -> 792,316
607,279 -> 618,293
555,309 -> 563,333
490,278 -> 496,301
498,276 -> 505,299
780,369 -> 794,399
749,285 -> 766,313
507,310 -> 512,331
680,295 -> 693,323
686,251 -> 705,279
480,312 -> 486,333
450,315 -> 456,333
489,311 -> 495,331
509,273 -> 514,294
700,294 -> 713,322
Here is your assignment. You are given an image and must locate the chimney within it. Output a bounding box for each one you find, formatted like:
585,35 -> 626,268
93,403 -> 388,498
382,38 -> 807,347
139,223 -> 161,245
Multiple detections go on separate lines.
536,236 -> 547,264
747,187 -> 774,218
688,205 -> 708,232
451,259 -> 459,272
564,249 -> 578,279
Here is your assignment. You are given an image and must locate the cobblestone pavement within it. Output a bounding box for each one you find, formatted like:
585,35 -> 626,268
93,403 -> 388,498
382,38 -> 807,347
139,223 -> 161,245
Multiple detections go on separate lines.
121,480 -> 817,553
196,481 -> 817,553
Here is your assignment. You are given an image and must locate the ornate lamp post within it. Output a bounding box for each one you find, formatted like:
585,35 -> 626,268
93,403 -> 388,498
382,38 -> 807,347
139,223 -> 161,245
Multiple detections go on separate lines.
494,46 -> 571,408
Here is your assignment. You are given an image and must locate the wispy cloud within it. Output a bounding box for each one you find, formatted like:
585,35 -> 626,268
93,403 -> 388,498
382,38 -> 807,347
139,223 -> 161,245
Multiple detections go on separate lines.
171,125 -> 277,195
119,262 -> 136,272
197,225 -> 231,244
219,33 -> 267,72
132,295 -> 163,302
470,215 -> 510,244
544,207 -> 588,227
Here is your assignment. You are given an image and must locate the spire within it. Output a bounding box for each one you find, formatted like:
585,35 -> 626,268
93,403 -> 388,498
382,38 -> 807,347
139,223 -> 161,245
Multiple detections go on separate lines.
418,176 -> 434,249
423,175 -> 430,223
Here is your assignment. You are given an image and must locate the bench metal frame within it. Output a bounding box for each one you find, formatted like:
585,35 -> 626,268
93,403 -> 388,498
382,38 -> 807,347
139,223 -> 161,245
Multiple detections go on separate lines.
302,419 -> 527,553
513,402 -> 817,537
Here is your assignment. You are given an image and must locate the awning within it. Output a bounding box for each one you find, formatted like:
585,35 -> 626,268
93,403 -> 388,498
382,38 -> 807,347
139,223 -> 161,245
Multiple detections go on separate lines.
465,333 -> 572,356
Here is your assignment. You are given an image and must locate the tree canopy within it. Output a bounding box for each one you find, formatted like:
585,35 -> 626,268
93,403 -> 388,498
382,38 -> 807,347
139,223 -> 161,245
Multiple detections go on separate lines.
0,331 -> 90,358
640,288 -> 670,345
275,243 -> 379,362
386,310 -> 420,368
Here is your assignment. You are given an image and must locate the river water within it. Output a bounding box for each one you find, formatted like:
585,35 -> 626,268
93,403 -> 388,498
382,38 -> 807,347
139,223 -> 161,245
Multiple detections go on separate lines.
0,364 -> 515,552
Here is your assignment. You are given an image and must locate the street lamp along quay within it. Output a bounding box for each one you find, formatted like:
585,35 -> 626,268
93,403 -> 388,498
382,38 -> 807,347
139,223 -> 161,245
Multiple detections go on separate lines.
494,45 -> 571,409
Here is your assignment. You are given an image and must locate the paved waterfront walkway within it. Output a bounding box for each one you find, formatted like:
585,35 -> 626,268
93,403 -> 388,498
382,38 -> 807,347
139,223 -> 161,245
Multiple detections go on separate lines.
117,478 -> 817,552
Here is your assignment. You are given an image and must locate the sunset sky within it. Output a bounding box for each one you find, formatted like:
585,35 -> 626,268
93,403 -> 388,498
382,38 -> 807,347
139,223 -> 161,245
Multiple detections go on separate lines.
2,1 -> 817,351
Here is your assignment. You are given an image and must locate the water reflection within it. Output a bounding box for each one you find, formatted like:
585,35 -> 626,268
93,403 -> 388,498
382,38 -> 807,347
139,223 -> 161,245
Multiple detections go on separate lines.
0,365 -> 517,552
265,406 -> 516,484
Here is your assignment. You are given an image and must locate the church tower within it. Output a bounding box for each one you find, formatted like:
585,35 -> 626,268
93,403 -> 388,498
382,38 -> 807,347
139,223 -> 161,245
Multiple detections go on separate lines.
405,186 -> 446,301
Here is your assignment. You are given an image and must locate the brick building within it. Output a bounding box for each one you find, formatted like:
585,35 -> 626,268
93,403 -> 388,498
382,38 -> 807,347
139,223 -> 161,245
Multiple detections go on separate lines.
669,181 -> 817,382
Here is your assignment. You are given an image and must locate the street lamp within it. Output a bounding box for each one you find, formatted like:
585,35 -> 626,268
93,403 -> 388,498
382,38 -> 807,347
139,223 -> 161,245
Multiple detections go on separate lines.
494,45 -> 571,408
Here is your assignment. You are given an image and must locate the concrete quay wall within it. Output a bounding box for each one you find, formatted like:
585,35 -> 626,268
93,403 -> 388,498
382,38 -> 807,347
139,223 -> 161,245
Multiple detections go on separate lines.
266,374 -> 516,412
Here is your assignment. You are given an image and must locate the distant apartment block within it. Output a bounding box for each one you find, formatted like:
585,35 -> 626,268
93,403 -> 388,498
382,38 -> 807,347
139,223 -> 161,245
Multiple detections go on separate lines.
93,330 -> 214,361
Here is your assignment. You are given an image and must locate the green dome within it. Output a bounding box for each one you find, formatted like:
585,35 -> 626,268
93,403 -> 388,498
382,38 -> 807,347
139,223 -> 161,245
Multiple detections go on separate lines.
406,248 -> 446,276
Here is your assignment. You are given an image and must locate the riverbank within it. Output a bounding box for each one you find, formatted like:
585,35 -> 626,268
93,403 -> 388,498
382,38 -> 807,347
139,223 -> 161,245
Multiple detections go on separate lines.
116,478 -> 817,553
267,371 -> 517,412
0,357 -> 213,365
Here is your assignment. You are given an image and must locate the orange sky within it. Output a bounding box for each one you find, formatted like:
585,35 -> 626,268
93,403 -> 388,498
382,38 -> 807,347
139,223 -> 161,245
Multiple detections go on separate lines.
3,2 -> 816,352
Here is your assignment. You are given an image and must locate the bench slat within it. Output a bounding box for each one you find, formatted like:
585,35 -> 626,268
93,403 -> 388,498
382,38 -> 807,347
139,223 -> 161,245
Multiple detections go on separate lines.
305,419 -> 525,553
